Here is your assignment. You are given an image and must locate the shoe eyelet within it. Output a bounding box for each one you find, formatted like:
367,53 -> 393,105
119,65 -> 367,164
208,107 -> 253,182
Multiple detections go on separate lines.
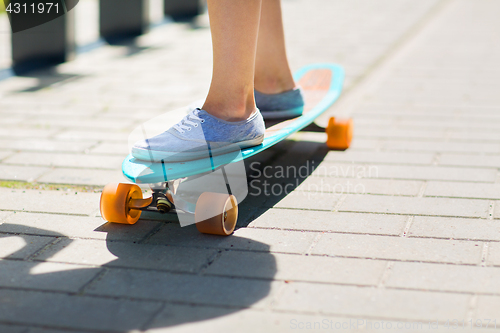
187,127 -> 192,131
201,119 -> 205,123
194,124 -> 199,127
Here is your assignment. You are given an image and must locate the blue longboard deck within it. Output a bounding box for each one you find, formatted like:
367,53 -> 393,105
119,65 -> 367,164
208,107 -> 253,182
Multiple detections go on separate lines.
123,63 -> 344,184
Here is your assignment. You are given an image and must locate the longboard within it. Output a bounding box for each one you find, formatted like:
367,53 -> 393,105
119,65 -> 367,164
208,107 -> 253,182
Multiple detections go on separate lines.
100,64 -> 353,235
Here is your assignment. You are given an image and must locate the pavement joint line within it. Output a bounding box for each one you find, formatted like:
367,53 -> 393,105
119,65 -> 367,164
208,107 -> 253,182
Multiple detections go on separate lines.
197,249 -> 223,275
304,233 -> 323,256
465,294 -> 479,328
332,194 -> 347,212
327,0 -> 453,118
377,261 -> 394,289
417,182 -> 428,198
488,201 -> 495,220
77,267 -> 109,296
481,243 -> 490,267
401,216 -> 414,238
432,153 -> 441,166
25,237 -> 61,261
137,222 -> 171,244
140,302 -> 168,332
267,280 -> 289,312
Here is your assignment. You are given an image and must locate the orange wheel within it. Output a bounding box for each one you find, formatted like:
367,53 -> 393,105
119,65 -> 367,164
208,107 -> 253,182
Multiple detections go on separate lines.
100,183 -> 144,224
195,192 -> 238,236
326,117 -> 353,150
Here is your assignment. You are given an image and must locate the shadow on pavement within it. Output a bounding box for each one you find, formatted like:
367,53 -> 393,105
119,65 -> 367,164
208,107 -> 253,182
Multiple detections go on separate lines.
238,137 -> 330,227
0,224 -> 276,331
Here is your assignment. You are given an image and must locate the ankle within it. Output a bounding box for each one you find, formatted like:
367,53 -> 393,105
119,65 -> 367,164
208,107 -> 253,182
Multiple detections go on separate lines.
202,100 -> 257,122
254,77 -> 296,95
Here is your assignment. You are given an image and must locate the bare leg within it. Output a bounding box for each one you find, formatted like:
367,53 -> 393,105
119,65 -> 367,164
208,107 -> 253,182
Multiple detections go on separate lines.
254,0 -> 296,94
202,0 -> 262,122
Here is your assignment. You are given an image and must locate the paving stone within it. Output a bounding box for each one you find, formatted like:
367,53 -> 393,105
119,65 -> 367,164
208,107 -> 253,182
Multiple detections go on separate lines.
0,324 -> 28,333
86,268 -> 280,309
0,150 -> 13,161
324,150 -> 435,165
0,289 -> 161,331
486,242 -> 500,267
36,238 -> 218,274
0,188 -> 100,215
53,129 -> 130,142
352,138 -> 500,154
298,177 -> 423,196
249,210 -> 406,236
89,142 -> 129,155
409,216 -> 500,241
439,153 -> 500,168
269,190 -> 342,210
425,181 -> 500,200
316,163 -> 497,182
0,139 -> 95,153
147,304 -> 375,333
0,165 -> 51,182
0,234 -> 54,260
206,251 -> 385,285
387,262 -> 500,294
312,233 -> 483,264
145,224 -> 317,254
340,195 -> 490,218
274,282 -> 469,321
0,212 -> 160,241
37,168 -> 124,186
4,152 -> 124,170
0,211 -> 13,222
475,296 -> 500,322
0,259 -> 100,293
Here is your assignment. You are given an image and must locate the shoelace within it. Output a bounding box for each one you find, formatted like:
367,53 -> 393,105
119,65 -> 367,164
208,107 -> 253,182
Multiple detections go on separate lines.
173,109 -> 205,134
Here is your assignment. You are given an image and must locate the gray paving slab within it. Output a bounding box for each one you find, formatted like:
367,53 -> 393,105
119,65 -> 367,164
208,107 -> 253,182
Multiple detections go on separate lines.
425,181 -> 500,200
0,188 -> 100,215
312,233 -> 483,264
439,153 -> 500,168
0,139 -> 96,153
249,210 -> 407,236
145,224 -> 317,254
0,234 -> 54,260
206,251 -> 386,286
386,261 -> 500,294
86,268 -> 280,309
0,212 -> 160,241
0,165 -> 51,182
316,163 -> 497,183
4,152 -> 124,170
37,168 -> 125,186
324,150 -> 435,165
36,238 -> 219,274
340,195 -> 490,218
475,296 -> 500,322
0,289 -> 162,332
297,177 -> 423,196
273,282 -> 470,322
0,259 -> 100,293
486,242 -> 500,267
409,216 -> 500,241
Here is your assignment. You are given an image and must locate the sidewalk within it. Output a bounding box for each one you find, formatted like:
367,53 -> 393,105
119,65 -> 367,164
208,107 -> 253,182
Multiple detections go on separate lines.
1,0 -> 500,331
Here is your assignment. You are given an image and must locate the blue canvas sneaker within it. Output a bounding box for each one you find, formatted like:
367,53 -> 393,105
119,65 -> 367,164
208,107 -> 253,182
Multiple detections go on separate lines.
132,108 -> 265,162
255,87 -> 305,119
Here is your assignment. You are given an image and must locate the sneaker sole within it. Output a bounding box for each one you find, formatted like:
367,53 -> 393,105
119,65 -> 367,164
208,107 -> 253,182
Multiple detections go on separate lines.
132,135 -> 264,162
